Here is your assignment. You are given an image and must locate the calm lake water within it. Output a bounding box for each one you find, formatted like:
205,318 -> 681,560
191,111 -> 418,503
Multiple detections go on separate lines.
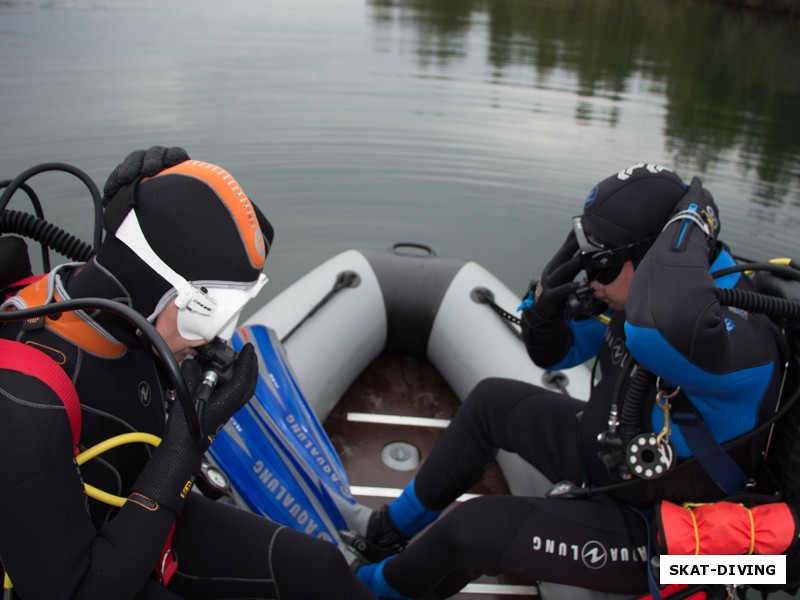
1,0 -> 799,315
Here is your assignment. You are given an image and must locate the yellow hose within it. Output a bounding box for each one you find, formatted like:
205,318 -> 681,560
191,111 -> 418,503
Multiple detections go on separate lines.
83,483 -> 128,508
2,433 -> 163,593
75,432 -> 161,466
76,432 -> 161,506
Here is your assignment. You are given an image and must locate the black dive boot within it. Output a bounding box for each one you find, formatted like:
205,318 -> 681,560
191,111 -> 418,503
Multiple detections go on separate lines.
342,505 -> 409,564
367,505 -> 409,552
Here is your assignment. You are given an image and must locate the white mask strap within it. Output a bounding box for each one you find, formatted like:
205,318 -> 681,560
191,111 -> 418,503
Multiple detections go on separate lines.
114,210 -> 216,316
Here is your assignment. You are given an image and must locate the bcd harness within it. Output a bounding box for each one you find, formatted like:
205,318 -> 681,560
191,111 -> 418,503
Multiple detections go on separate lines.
587,264 -> 800,596
596,365 -> 756,497
0,276 -> 183,593
580,262 -> 800,493
0,338 -> 177,593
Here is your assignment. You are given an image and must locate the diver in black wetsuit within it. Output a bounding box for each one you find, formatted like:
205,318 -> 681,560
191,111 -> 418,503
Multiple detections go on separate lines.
356,164 -> 784,599
0,147 -> 375,600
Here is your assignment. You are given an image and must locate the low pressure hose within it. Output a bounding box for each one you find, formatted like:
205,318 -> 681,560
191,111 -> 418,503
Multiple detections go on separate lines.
0,209 -> 94,263
618,368 -> 657,445
0,299 -> 198,442
76,432 -> 162,507
0,161 -> 103,251
717,287 -> 800,322
0,432 -> 162,596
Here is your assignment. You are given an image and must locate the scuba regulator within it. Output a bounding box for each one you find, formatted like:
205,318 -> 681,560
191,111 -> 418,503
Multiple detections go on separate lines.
567,280 -> 608,320
192,336 -> 240,499
193,337 -> 239,403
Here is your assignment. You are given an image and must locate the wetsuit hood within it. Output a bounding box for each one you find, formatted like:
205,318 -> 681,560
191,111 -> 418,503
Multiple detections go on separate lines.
96,160 -> 275,323
579,164 -> 688,256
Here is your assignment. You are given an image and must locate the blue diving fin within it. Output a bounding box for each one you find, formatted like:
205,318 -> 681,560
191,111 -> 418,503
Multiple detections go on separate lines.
208,325 -> 358,554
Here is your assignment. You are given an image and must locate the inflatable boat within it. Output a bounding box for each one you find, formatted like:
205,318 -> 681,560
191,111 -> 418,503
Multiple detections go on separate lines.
208,243 -> 595,600
0,161 -> 599,599
6,163 -> 798,600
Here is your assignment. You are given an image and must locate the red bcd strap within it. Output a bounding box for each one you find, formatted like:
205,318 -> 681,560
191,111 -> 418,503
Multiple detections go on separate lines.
0,338 -> 81,449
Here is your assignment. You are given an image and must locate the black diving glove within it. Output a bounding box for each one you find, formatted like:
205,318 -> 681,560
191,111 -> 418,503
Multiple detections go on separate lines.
663,176 -> 721,259
102,145 -> 190,203
131,343 -> 258,515
521,230 -> 583,323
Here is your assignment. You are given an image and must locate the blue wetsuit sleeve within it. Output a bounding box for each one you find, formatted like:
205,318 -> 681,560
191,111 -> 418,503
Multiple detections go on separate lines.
549,318 -> 606,370
521,307 -> 606,370
625,221 -> 779,454
0,370 -> 175,600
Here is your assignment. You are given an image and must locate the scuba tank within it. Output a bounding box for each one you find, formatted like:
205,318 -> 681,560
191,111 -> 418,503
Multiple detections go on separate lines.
578,259 -> 800,593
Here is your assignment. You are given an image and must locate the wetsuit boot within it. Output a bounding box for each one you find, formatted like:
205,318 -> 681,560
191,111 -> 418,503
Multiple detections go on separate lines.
363,479 -> 441,561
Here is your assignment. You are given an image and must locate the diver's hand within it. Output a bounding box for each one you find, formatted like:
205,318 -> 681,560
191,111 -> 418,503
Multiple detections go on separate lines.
102,146 -> 189,203
523,231 -> 582,321
182,343 -> 258,450
131,344 -> 257,514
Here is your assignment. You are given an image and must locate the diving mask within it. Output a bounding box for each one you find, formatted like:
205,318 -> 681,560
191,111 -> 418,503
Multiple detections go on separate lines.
114,209 -> 267,341
572,216 -> 654,285
175,276 -> 267,341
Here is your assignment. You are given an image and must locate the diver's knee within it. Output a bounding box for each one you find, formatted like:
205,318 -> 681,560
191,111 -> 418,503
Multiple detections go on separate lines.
461,378 -> 506,416
435,498 -> 493,553
272,526 -> 350,575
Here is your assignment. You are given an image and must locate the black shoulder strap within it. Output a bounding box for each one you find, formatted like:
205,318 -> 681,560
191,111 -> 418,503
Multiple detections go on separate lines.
671,393 -> 748,495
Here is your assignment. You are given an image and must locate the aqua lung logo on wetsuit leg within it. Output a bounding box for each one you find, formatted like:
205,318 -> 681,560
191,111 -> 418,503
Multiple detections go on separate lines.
138,381 -> 152,407
532,535 -> 646,569
581,541 -> 608,569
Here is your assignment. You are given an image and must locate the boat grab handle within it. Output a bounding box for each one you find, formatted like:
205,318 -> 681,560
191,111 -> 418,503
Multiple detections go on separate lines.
391,242 -> 436,257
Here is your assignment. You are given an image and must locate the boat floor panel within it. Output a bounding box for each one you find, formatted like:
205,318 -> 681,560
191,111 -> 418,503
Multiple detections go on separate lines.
324,352 -> 537,599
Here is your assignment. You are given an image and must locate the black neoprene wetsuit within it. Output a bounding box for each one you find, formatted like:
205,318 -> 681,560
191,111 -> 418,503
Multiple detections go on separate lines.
378,219 -> 783,597
0,261 -> 374,600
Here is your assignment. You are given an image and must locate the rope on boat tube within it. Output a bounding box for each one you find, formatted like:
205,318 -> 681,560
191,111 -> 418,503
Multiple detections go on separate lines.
470,287 -> 522,340
472,287 -> 575,395
280,271 -> 359,344
471,287 -> 523,327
